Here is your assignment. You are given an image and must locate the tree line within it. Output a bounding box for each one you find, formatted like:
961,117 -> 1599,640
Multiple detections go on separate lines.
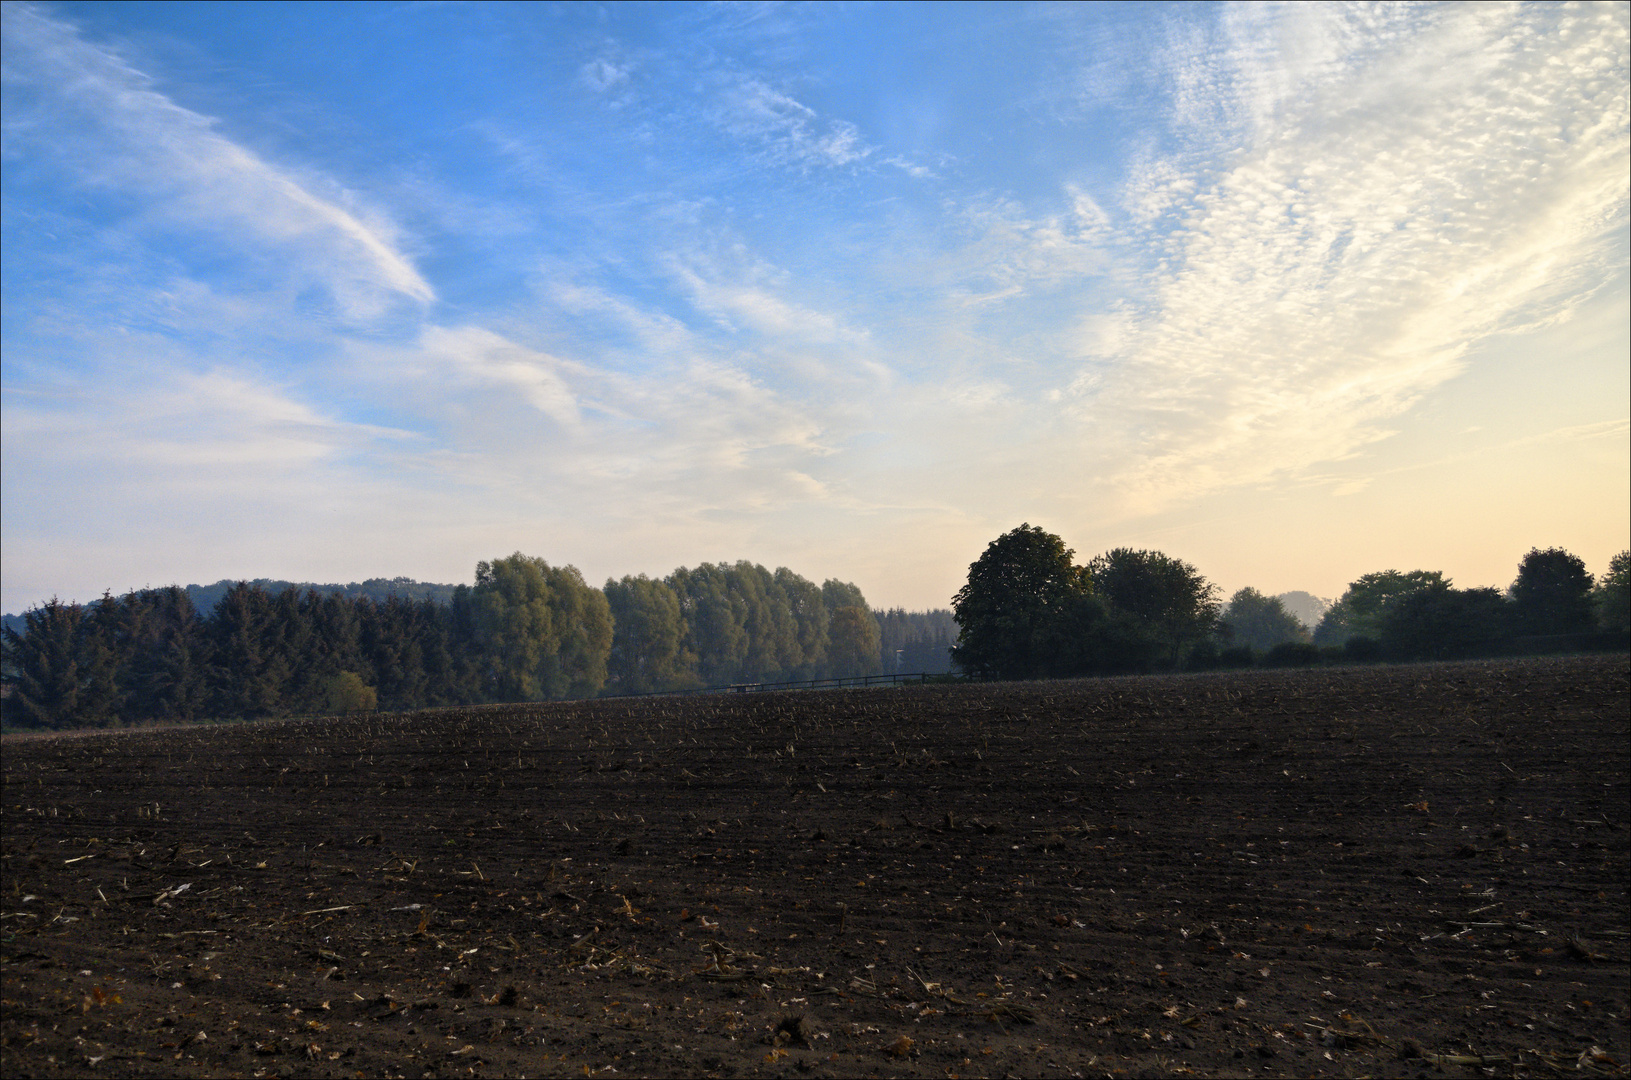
2,555 -> 955,730
0,576 -> 463,643
10,535 -> 1621,726
951,525 -> 1630,681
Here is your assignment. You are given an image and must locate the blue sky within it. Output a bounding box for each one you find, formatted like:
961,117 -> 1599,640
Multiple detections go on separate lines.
3,1 -> 1627,616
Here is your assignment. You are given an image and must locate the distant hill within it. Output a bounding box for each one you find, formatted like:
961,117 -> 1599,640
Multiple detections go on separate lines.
2,577 -> 462,637
1276,590 -> 1333,631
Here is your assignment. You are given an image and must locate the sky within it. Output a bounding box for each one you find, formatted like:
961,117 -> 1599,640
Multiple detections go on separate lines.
3,1 -> 1627,617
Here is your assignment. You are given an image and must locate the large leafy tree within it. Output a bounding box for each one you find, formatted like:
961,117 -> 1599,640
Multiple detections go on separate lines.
1038,590 -> 1163,677
1510,547 -> 1595,636
732,562 -> 798,682
468,554 -> 611,701
827,605 -> 881,679
1594,550 -> 1630,633
951,524 -> 1091,680
821,579 -> 868,612
777,567 -> 830,679
605,575 -> 692,694
1314,570 -> 1447,646
469,555 -> 559,701
634,563 -> 874,686
1087,548 -> 1221,669
668,564 -> 750,685
1221,587 -> 1309,652
1382,585 -> 1509,660
542,563 -> 613,698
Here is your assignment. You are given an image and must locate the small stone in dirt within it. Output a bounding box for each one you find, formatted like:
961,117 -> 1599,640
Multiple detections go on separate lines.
774,1014 -> 810,1046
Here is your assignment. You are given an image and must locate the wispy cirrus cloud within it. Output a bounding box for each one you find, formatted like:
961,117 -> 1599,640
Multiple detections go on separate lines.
667,255 -> 865,346
1076,2 -> 1629,511
943,187 -> 1113,305
707,75 -> 875,169
1,3 -> 433,320
345,318 -> 835,500
0,347 -> 417,518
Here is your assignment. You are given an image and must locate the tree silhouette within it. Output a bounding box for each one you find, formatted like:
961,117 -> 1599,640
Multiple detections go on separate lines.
1510,548 -> 1594,636
951,524 -> 1090,680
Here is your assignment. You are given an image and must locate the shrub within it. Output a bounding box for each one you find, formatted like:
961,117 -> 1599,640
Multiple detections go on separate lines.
1343,636 -> 1383,663
1184,639 -> 1221,671
322,671 -> 377,714
1264,642 -> 1319,668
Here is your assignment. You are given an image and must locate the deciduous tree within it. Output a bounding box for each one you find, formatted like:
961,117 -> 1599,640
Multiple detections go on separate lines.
776,568 -> 829,679
605,575 -> 692,693
827,605 -> 881,679
1594,550 -> 1630,633
668,564 -> 750,685
1221,587 -> 1309,652
1510,547 -> 1595,636
468,554 -> 611,701
1382,585 -> 1509,660
951,524 -> 1091,680
1087,548 -> 1220,669
1314,570 -> 1446,647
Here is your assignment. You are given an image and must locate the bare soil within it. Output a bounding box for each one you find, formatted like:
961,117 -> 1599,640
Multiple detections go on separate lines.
3,655 -> 1628,1079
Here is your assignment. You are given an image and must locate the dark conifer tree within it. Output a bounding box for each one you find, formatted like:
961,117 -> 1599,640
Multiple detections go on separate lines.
75,592 -> 126,727
208,584 -> 283,718
2,598 -> 86,729
123,587 -> 207,722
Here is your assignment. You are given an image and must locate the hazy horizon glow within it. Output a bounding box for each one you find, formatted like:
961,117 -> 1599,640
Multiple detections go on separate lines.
3,1 -> 1627,616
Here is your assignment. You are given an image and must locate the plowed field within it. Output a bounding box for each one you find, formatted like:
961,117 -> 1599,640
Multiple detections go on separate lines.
3,655 -> 1627,1078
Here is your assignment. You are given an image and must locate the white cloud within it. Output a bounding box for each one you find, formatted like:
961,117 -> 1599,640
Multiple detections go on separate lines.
670,260 -> 857,345
1,3 -> 433,319
657,238 -> 874,354
346,318 -> 838,505
546,280 -> 696,356
1,308 -> 851,610
0,355 -> 415,518
883,156 -> 935,179
411,325 -> 583,429
708,75 -> 876,168
1075,2 -> 1629,511
939,188 -> 1113,305
581,56 -> 633,92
